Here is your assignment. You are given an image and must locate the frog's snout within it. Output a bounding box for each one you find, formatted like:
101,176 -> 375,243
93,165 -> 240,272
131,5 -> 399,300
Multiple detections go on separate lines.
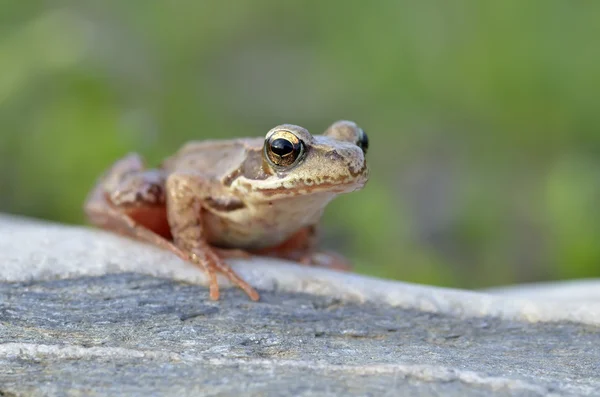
334,144 -> 368,177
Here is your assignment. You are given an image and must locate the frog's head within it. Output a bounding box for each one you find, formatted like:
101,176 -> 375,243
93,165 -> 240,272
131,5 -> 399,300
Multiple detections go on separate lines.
234,121 -> 369,200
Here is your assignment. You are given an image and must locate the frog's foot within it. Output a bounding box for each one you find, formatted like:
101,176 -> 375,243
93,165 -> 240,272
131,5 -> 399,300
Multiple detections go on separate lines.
189,244 -> 260,301
213,247 -> 253,260
251,227 -> 353,271
298,251 -> 353,272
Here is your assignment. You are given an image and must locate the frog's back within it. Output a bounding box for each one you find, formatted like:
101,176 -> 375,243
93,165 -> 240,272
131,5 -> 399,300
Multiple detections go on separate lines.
160,138 -> 263,179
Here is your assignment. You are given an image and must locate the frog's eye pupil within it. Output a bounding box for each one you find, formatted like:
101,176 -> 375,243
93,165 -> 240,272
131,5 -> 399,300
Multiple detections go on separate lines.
357,130 -> 369,154
271,138 -> 294,156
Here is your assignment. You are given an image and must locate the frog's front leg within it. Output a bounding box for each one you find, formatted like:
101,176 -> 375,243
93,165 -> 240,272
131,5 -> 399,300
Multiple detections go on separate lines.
165,172 -> 260,301
255,226 -> 353,271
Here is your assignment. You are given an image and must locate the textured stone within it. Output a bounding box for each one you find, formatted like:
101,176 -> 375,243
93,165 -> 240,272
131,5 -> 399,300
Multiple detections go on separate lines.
1,214 -> 599,396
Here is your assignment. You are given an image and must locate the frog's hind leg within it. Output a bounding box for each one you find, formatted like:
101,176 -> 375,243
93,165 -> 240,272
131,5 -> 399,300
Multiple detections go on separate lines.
84,153 -> 187,259
85,156 -> 259,301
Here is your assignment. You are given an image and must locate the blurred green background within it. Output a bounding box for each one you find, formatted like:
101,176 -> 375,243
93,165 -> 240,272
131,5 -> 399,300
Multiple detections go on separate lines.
1,1 -> 599,289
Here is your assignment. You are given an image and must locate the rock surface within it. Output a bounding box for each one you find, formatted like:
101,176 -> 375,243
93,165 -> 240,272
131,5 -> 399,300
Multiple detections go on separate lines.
1,214 -> 600,396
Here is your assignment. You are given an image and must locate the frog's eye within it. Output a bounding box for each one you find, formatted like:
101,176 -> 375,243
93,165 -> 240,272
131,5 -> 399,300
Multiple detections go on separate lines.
264,130 -> 305,168
357,129 -> 369,154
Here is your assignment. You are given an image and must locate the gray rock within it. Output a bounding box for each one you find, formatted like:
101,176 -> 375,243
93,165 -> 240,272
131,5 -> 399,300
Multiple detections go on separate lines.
0,214 -> 599,396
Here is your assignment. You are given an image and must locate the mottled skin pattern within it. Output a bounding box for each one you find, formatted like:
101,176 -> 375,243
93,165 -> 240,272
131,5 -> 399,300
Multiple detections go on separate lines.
84,121 -> 369,301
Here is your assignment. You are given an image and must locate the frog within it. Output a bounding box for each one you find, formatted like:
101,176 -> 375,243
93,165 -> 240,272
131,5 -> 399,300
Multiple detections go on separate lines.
84,120 -> 369,301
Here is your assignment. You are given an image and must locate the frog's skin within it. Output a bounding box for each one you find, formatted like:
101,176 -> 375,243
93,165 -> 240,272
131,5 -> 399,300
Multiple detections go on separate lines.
84,121 -> 369,301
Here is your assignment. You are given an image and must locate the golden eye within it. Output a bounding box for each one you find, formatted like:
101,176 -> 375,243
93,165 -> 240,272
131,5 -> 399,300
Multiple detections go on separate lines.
264,130 -> 305,168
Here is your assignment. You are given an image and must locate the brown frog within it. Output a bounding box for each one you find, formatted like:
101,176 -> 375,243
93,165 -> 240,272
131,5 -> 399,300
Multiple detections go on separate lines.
84,121 -> 369,301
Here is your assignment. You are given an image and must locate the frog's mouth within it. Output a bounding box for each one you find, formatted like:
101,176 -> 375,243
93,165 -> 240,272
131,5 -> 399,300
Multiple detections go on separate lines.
250,167 -> 369,198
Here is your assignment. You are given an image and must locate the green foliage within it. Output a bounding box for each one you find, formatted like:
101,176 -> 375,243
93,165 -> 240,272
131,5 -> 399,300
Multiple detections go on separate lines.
2,1 -> 599,288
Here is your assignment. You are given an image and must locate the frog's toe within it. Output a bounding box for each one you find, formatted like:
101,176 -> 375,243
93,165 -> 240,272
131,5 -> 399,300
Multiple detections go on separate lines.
204,249 -> 260,301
